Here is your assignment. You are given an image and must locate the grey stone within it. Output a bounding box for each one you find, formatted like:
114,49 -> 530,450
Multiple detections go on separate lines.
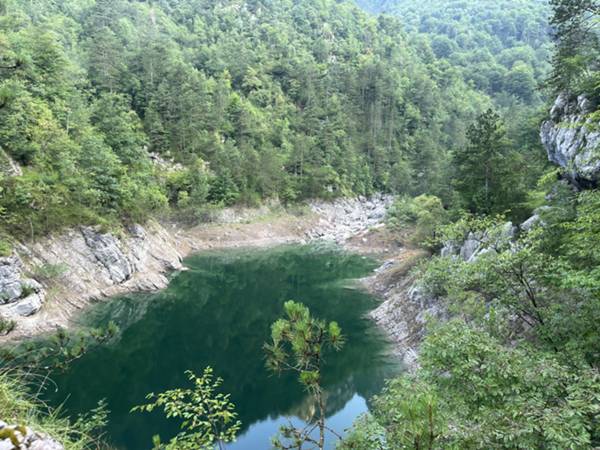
21,278 -> 42,292
308,195 -> 393,244
0,148 -> 22,177
440,241 -> 459,258
0,257 -> 24,303
81,228 -> 133,284
541,93 -> 600,187
521,214 -> 541,232
29,438 -> 64,450
460,232 -> 482,262
127,224 -> 146,239
2,293 -> 43,317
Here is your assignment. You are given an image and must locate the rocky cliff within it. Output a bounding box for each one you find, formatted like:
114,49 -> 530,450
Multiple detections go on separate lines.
0,221 -> 183,338
541,93 -> 600,187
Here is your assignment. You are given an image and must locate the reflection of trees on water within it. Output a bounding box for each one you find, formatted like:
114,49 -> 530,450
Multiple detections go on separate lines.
286,364 -> 397,423
46,245 -> 398,450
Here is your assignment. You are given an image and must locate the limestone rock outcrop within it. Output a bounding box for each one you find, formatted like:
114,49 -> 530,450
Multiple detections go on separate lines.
1,221 -> 183,337
441,221 -> 516,263
307,194 -> 393,243
0,257 -> 45,318
541,93 -> 600,187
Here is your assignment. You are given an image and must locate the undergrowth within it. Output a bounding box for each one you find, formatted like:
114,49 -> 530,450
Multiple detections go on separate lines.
0,371 -> 108,449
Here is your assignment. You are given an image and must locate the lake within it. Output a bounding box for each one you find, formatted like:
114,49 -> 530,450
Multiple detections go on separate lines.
47,244 -> 399,449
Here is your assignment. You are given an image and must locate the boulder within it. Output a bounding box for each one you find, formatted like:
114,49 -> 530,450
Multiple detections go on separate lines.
460,232 -> 482,262
521,214 -> 541,232
0,257 -> 45,318
541,93 -> 600,187
0,257 -> 24,303
442,222 -> 515,263
2,293 -> 43,317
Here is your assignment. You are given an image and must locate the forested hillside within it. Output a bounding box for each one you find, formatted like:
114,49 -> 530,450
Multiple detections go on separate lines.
2,0 -> 599,448
355,0 -> 552,105
342,1 -> 600,448
0,0 -> 495,242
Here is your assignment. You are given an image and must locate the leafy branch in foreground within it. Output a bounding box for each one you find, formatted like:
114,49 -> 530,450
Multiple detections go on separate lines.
132,367 -> 241,450
264,300 -> 345,450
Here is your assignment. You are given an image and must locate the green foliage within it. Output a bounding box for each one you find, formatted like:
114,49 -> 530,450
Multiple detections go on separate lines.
371,377 -> 443,449
0,371 -> 109,450
344,322 -> 600,449
1,0 -> 538,238
387,195 -> 448,246
0,239 -> 11,256
32,263 -> 68,282
548,0 -> 600,97
265,301 -> 345,449
0,317 -> 15,336
453,109 -> 528,215
358,0 -> 552,105
0,323 -> 118,372
421,322 -> 600,449
132,367 -> 241,450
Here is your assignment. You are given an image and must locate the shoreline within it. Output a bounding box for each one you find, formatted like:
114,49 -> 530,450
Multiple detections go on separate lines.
1,196 -> 401,343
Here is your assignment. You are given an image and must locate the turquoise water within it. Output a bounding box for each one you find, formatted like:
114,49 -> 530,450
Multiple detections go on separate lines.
47,245 -> 399,449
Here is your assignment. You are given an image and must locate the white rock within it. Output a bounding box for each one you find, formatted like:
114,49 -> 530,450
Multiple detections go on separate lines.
541,93 -> 600,186
1,293 -> 43,317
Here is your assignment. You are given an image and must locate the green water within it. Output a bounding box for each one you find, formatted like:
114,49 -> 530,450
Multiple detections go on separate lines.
47,244 -> 399,449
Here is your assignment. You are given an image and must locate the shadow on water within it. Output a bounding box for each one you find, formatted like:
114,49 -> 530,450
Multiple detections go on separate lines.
45,244 -> 401,449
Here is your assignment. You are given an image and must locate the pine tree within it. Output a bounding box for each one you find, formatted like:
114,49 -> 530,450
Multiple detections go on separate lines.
453,109 -> 525,214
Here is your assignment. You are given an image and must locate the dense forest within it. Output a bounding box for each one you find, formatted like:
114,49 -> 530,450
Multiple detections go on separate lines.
357,0 -> 552,104
0,0 -> 550,244
342,1 -> 600,449
1,0 -> 600,448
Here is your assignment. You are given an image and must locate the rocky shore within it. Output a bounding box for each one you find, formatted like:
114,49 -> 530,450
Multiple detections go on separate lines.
0,195 -> 393,340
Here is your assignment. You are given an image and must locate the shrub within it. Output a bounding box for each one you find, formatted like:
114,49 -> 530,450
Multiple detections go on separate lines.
0,317 -> 16,336
33,263 -> 68,282
0,239 -> 12,257
387,195 -> 448,247
0,371 -> 108,450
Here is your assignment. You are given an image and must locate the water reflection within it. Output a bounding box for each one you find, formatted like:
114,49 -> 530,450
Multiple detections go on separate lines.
47,245 -> 400,449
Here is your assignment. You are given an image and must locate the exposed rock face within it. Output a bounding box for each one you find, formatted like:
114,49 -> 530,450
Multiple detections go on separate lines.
442,221 -> 516,263
541,93 -> 600,187
0,148 -> 22,177
81,228 -> 133,284
0,257 -> 45,318
0,422 -> 63,450
0,257 -> 24,303
307,194 -> 393,243
2,221 -> 183,338
369,274 -> 445,369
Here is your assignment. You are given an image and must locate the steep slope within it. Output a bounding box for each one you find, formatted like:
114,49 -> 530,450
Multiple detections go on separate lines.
355,0 -> 552,105
0,0 -> 488,244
